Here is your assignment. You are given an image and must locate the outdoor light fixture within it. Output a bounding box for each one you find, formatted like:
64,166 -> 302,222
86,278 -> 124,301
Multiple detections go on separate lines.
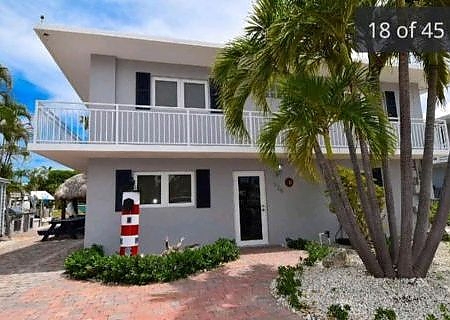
275,163 -> 283,176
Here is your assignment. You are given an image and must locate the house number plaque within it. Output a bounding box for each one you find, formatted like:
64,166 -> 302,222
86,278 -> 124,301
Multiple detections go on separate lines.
284,177 -> 294,187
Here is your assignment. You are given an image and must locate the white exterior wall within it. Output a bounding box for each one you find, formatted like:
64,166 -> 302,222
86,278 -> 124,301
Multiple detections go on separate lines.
85,158 -> 403,254
115,58 -> 210,105
380,82 -> 423,119
89,55 -> 116,103
89,54 -> 424,118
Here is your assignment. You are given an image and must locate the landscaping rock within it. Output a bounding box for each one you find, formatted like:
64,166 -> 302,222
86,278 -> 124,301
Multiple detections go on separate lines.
321,248 -> 349,268
272,242 -> 450,320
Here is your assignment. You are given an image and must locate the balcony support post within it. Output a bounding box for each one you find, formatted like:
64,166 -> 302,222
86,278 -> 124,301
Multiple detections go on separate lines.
249,113 -> 254,146
443,121 -> 449,150
187,109 -> 191,146
33,101 -> 39,143
115,104 -> 119,145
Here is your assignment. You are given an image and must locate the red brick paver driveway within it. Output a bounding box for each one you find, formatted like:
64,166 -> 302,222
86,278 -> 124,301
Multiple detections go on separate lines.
0,235 -> 303,320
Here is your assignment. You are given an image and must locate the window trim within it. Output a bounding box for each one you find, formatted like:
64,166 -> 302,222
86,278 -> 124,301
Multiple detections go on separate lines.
151,76 -> 209,109
134,171 -> 195,208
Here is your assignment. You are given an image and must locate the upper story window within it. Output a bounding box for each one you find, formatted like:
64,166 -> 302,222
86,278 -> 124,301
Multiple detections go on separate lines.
151,77 -> 209,109
384,91 -> 398,118
155,79 -> 178,107
184,82 -> 206,108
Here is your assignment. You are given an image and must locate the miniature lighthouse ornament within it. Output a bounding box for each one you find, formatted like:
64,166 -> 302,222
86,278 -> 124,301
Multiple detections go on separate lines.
119,191 -> 140,256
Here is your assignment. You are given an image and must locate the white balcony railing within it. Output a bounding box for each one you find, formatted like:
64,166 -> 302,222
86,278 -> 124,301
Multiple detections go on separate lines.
32,101 -> 450,152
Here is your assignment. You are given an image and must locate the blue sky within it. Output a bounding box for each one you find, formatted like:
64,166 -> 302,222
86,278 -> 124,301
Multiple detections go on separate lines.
0,0 -> 252,171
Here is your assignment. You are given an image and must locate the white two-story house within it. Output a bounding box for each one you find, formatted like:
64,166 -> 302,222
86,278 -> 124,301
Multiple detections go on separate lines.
30,25 -> 450,254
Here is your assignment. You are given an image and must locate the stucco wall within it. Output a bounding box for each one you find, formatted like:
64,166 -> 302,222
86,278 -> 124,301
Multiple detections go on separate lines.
85,157 -> 403,254
115,59 -> 210,105
88,54 -> 424,119
86,158 -> 338,254
380,82 -> 423,119
89,54 -> 116,103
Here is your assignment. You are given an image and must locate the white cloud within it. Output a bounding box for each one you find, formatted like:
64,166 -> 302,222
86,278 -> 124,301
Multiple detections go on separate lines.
0,0 -> 252,102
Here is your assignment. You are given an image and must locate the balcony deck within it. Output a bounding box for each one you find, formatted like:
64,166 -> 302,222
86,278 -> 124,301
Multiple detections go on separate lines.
29,101 -> 450,169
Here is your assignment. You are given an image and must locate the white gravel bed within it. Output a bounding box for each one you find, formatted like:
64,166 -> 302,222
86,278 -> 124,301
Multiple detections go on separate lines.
272,243 -> 450,320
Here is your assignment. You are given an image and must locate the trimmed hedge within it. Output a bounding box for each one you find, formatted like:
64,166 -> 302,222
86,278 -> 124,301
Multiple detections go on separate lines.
64,238 -> 239,285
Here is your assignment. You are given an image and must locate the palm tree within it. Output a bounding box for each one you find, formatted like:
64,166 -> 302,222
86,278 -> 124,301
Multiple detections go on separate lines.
213,0 -> 450,278
0,64 -> 11,99
213,0 -> 399,277
258,65 -> 397,276
0,96 -> 31,179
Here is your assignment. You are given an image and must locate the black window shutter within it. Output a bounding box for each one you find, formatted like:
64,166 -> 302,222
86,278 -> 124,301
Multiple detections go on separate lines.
196,169 -> 211,208
209,79 -> 221,112
384,91 -> 398,118
115,170 -> 134,212
136,72 -> 151,105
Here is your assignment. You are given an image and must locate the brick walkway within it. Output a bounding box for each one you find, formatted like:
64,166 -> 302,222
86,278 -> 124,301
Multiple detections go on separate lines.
0,235 -> 303,320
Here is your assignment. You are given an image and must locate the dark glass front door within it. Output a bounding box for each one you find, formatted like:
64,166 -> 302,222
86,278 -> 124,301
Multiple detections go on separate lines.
237,176 -> 263,241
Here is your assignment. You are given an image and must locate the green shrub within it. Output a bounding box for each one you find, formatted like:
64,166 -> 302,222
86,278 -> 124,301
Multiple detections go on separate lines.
374,307 -> 397,320
64,245 -> 104,280
426,304 -> 450,320
276,264 -> 304,311
286,237 -> 311,250
429,200 -> 450,227
303,241 -> 332,266
327,304 -> 351,320
442,232 -> 450,242
326,166 -> 385,240
64,238 -> 239,285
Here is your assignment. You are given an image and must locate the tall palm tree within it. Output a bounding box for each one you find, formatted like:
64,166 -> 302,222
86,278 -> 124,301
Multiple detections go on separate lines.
257,65 -> 397,276
213,0 -> 450,278
213,0 -> 399,277
0,97 -> 31,178
0,64 -> 12,103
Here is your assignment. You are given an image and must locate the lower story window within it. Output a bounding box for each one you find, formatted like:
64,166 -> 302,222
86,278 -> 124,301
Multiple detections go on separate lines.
135,172 -> 194,207
137,175 -> 161,205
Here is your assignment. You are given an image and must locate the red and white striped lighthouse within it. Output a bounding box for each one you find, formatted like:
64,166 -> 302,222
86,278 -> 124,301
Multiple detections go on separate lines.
119,191 -> 140,256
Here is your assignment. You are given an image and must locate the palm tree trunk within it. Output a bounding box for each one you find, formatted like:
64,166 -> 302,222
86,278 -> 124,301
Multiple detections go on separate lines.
345,126 -> 395,276
314,143 -> 385,277
381,157 -> 399,264
359,138 -> 395,277
412,63 -> 438,263
414,151 -> 450,276
344,127 -> 374,232
397,51 -> 414,278
368,53 -> 400,266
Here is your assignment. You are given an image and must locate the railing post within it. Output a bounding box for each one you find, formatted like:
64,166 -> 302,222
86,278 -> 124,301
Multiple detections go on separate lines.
186,109 -> 191,146
33,101 -> 39,143
115,104 -> 119,144
249,112 -> 254,146
442,120 -> 449,150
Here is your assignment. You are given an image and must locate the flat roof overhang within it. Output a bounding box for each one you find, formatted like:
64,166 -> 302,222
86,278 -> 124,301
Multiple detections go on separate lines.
34,25 -> 221,101
35,25 -> 428,102
29,143 -> 443,171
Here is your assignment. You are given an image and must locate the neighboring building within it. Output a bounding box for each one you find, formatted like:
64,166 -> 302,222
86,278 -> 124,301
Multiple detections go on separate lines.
0,178 -> 9,237
30,25 -> 450,254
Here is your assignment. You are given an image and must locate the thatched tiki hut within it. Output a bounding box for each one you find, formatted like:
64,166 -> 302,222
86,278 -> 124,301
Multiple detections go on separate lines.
55,173 -> 86,219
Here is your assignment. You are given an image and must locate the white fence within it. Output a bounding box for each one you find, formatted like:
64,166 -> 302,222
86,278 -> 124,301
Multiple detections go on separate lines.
33,101 -> 450,151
